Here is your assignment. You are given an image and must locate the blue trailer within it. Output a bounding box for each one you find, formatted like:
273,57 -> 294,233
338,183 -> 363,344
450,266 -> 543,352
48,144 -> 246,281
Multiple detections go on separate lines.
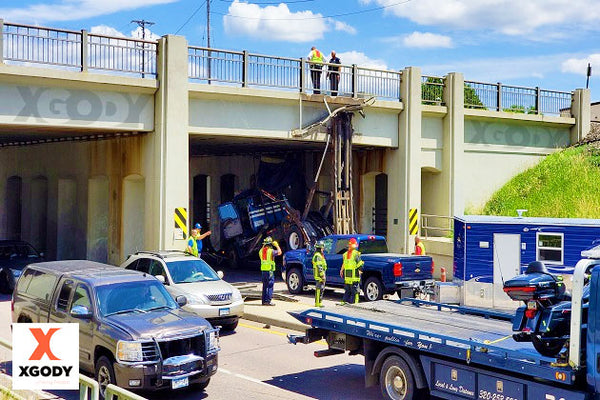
288,252 -> 599,400
454,215 -> 600,309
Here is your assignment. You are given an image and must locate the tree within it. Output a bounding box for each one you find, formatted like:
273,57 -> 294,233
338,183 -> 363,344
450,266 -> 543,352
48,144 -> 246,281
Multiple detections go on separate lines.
421,78 -> 486,109
464,84 -> 485,109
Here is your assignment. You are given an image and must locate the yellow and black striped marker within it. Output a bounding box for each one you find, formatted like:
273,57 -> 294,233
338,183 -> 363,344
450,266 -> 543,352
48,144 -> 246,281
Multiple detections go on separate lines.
409,208 -> 418,235
174,207 -> 188,238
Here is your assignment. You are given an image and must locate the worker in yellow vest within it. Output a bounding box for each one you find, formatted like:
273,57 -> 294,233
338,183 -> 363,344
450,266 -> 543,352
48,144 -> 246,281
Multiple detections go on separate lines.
259,236 -> 282,306
340,238 -> 364,304
307,46 -> 324,94
312,241 -> 327,307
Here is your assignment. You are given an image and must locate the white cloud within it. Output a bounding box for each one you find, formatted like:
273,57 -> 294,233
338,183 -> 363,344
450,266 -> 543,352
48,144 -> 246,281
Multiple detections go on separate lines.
90,25 -> 126,37
223,0 -> 356,42
361,0 -> 600,36
562,54 -> 600,75
332,20 -> 357,35
402,32 -> 453,48
337,51 -> 388,70
0,0 -> 177,23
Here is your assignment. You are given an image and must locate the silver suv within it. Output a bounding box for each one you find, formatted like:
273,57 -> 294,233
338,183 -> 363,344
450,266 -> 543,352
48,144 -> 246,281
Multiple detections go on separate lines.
121,251 -> 243,331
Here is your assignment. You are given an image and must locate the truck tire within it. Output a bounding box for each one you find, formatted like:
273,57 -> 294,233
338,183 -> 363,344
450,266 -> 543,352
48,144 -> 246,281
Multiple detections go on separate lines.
380,355 -> 416,400
286,227 -> 304,251
195,378 -> 211,391
286,267 -> 304,294
364,276 -> 384,301
221,319 -> 239,332
95,356 -> 116,399
531,335 -> 566,357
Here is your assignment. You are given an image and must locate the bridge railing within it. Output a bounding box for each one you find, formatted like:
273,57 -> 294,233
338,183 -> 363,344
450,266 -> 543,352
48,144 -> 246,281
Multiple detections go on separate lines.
0,20 -> 574,113
1,20 -> 157,77
464,80 -> 572,116
188,46 -> 402,100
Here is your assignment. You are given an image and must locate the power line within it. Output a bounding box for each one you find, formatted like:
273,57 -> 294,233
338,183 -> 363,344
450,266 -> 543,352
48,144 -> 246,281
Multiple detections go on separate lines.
214,0 -> 414,21
174,1 -> 208,35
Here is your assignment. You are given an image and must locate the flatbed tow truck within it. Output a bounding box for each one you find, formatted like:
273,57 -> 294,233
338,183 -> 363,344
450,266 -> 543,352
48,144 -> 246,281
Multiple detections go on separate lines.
288,249 -> 600,400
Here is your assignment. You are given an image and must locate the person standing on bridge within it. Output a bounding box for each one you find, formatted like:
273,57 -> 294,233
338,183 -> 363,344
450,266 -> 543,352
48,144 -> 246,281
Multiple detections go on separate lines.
312,241 -> 327,307
340,238 -> 363,304
307,46 -> 325,94
259,236 -> 282,306
327,51 -> 341,96
413,236 -> 426,256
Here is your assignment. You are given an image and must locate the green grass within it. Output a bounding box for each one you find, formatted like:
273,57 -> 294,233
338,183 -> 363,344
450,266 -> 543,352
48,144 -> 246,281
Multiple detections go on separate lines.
482,145 -> 600,218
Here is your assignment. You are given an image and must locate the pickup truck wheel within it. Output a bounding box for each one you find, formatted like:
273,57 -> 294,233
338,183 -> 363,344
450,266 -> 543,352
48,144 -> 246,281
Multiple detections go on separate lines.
221,319 -> 239,332
531,335 -> 566,357
195,378 -> 211,391
95,356 -> 116,399
380,355 -> 415,400
286,268 -> 304,294
364,277 -> 384,301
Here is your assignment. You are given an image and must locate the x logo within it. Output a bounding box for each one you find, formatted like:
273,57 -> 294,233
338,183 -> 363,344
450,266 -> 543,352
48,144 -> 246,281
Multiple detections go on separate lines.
29,328 -> 60,361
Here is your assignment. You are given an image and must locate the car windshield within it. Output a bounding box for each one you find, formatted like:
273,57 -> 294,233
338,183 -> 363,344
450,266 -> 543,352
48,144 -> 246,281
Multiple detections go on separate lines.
96,280 -> 177,316
0,243 -> 40,260
166,259 -> 220,284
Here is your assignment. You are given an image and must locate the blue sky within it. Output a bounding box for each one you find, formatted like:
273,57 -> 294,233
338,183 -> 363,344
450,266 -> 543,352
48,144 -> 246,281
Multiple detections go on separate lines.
2,0 -> 600,100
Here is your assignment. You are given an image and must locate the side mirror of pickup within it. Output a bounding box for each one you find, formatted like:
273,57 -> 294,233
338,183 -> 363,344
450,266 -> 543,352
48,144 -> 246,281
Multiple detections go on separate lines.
156,275 -> 166,284
70,305 -> 92,319
217,270 -> 224,279
175,295 -> 187,307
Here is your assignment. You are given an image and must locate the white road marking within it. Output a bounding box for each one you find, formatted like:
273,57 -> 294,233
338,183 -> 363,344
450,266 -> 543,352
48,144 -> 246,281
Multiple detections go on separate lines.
218,368 -> 271,387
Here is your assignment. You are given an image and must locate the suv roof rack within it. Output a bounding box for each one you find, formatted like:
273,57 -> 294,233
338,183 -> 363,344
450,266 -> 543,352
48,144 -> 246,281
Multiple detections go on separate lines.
134,250 -> 190,259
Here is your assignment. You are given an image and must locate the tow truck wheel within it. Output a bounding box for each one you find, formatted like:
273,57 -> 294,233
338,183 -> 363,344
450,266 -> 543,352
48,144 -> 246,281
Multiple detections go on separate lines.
364,276 -> 384,301
286,268 -> 304,294
380,355 -> 415,400
531,335 -> 566,357
95,356 -> 116,399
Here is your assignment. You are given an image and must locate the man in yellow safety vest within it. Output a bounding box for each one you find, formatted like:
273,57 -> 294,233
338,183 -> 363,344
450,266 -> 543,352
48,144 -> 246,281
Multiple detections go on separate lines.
259,236 -> 282,306
307,46 -> 324,94
312,241 -> 327,307
340,238 -> 364,304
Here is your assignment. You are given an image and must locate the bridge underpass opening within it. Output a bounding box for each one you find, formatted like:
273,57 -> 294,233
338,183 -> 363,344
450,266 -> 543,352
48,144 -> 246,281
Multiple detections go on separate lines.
189,135 -> 388,251
0,130 -> 147,262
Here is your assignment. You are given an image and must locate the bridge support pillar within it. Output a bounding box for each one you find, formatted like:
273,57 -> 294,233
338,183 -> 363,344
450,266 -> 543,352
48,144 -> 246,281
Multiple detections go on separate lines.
386,66 -> 421,253
145,34 -> 190,251
443,72 -> 465,218
571,88 -> 591,144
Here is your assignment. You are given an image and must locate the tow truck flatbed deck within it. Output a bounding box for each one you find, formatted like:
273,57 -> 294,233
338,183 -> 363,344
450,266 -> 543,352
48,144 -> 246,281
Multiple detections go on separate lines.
290,299 -> 580,386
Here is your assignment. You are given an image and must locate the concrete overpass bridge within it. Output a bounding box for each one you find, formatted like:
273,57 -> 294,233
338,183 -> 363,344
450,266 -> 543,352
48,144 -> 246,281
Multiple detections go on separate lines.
0,20 -> 589,269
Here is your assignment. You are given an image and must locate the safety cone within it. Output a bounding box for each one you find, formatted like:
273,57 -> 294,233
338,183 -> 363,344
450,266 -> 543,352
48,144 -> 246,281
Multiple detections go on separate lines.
440,267 -> 447,282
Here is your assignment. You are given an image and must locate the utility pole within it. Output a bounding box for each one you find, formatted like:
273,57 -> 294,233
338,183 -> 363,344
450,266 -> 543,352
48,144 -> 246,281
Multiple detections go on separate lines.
131,19 -> 155,77
586,63 -> 592,89
207,0 -> 212,83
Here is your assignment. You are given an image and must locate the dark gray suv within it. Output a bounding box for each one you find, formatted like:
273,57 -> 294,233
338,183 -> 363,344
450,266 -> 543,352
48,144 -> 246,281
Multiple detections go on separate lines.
12,260 -> 219,397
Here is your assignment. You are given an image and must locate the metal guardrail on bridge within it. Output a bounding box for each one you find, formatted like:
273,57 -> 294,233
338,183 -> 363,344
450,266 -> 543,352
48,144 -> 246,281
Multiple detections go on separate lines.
0,19 -> 574,114
188,46 -> 402,100
0,334 -> 146,400
464,80 -> 572,116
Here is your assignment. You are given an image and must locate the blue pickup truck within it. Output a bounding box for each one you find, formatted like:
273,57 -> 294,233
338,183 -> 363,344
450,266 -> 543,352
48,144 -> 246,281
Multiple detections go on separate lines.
282,234 -> 434,301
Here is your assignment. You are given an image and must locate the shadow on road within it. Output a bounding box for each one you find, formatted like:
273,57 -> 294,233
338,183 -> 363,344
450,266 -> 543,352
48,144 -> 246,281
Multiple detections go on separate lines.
265,364 -> 381,400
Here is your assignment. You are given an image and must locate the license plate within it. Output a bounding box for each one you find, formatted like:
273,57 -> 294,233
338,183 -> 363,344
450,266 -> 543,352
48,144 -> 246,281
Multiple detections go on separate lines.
219,308 -> 230,316
172,377 -> 189,390
527,301 -> 537,310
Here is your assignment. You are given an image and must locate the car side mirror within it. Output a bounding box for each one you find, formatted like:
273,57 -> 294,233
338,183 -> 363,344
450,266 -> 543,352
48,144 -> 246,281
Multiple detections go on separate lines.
155,275 -> 166,284
175,295 -> 187,307
217,270 -> 224,279
70,305 -> 92,319
39,252 -> 45,258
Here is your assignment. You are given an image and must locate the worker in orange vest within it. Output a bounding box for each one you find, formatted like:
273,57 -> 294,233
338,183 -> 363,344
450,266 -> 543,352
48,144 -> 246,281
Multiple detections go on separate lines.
340,238 -> 364,304
414,236 -> 426,256
259,236 -> 282,306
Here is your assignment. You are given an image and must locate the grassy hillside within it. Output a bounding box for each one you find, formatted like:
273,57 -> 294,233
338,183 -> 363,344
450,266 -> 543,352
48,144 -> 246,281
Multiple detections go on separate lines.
482,144 -> 600,218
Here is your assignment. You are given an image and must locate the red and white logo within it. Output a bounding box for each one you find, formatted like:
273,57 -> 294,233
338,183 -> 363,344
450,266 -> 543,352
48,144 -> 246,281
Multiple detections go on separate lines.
13,323 -> 78,390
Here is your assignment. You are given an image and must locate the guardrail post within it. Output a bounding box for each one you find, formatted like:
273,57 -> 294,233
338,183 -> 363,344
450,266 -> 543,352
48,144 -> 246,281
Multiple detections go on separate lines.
299,58 -> 305,93
535,86 -> 541,114
496,82 -> 502,111
352,64 -> 358,98
80,29 -> 88,72
0,19 -> 4,64
242,50 -> 248,88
